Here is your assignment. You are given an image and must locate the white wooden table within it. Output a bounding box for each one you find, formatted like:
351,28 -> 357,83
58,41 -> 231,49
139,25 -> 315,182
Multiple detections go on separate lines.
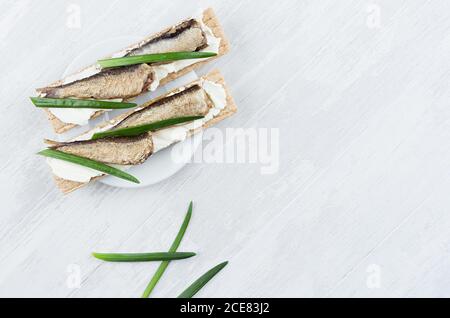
1,0 -> 449,298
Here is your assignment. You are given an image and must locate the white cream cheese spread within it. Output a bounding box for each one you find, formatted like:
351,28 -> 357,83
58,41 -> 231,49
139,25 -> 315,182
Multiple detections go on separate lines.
47,98 -> 122,126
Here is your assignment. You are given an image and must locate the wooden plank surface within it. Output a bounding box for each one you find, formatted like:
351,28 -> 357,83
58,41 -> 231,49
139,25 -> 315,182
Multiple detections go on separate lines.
0,0 -> 449,297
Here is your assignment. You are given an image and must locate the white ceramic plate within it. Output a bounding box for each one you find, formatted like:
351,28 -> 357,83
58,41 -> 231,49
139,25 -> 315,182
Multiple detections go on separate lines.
61,37 -> 201,188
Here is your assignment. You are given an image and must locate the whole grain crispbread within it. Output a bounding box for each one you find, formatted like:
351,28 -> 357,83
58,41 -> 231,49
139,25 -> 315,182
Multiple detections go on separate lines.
43,8 -> 230,134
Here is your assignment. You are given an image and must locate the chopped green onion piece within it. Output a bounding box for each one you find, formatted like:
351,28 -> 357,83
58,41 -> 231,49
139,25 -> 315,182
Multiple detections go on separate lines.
91,116 -> 204,140
178,261 -> 229,298
92,252 -> 196,262
37,149 -> 140,184
98,51 -> 217,68
30,97 -> 137,109
142,202 -> 193,298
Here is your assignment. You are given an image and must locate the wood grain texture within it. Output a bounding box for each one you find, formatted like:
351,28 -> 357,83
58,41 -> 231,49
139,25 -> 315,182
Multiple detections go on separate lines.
1,0 -> 450,297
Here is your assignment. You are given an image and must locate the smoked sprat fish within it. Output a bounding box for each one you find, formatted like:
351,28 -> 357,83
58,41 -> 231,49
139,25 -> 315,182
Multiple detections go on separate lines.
115,85 -> 212,129
126,19 -> 207,57
49,134 -> 154,165
38,64 -> 153,100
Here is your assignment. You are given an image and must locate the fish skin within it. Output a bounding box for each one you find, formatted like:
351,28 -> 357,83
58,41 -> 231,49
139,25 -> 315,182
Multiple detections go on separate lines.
37,64 -> 153,100
37,19 -> 207,100
51,133 -> 153,165
115,84 -> 212,129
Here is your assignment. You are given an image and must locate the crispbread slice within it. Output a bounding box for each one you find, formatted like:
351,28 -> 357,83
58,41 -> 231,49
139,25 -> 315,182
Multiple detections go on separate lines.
51,69 -> 237,194
44,8 -> 230,134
